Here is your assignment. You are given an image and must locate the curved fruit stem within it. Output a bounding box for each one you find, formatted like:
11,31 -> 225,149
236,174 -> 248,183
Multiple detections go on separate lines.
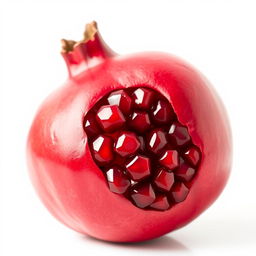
61,21 -> 116,77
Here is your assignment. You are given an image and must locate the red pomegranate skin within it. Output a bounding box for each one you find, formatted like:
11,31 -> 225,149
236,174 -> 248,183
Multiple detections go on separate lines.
27,22 -> 232,242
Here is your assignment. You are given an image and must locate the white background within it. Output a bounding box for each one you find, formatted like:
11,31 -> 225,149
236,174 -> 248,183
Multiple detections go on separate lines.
1,0 -> 256,255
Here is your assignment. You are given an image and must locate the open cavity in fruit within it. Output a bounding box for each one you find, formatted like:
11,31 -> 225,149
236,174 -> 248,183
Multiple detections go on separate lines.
83,87 -> 201,211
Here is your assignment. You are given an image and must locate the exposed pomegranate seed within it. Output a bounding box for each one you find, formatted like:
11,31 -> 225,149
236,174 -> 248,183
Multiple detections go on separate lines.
154,168 -> 175,191
92,135 -> 113,164
159,150 -> 179,170
168,122 -> 191,146
174,159 -> 196,182
106,166 -> 130,194
126,155 -> 151,181
114,131 -> 140,157
138,136 -> 146,151
150,194 -> 170,210
84,112 -> 101,137
147,129 -> 167,154
184,146 -> 201,166
129,111 -> 151,133
170,182 -> 189,203
132,88 -> 154,109
107,90 -> 132,115
84,87 -> 201,211
96,105 -> 125,132
130,183 -> 156,208
151,99 -> 175,124
130,180 -> 138,186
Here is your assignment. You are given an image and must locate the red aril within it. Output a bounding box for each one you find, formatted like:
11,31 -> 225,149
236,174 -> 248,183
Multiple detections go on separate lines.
105,166 -> 130,194
27,21 -> 232,242
128,110 -> 151,133
154,168 -> 175,192
125,155 -> 151,181
159,150 -> 179,170
114,131 -> 140,157
147,128 -> 167,154
130,183 -> 156,208
151,194 -> 170,211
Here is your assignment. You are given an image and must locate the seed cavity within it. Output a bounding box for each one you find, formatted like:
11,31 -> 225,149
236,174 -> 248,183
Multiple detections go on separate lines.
84,87 -> 201,211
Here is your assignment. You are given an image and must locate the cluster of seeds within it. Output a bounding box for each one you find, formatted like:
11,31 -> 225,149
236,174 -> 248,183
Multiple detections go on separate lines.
84,87 -> 201,211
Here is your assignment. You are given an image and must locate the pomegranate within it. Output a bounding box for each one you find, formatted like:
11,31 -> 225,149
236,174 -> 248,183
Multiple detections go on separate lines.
27,21 -> 232,242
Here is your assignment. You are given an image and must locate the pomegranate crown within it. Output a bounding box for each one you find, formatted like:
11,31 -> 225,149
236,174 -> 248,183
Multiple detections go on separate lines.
61,21 -> 115,77
61,21 -> 98,53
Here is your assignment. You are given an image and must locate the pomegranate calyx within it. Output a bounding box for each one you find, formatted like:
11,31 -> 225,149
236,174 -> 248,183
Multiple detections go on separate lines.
61,21 -> 98,53
61,21 -> 116,77
61,39 -> 77,53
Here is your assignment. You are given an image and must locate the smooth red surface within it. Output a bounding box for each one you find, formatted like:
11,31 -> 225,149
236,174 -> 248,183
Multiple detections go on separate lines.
27,23 -> 232,242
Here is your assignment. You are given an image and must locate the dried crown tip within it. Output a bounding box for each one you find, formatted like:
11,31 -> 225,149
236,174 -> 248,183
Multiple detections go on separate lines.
61,39 -> 77,53
61,21 -> 98,53
84,21 -> 98,41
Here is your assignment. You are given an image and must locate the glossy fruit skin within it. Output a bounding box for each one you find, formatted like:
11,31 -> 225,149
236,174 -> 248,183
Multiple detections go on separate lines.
27,22 -> 232,242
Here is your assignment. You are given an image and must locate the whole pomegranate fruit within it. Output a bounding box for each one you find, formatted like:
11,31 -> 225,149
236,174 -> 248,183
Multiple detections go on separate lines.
27,21 -> 232,242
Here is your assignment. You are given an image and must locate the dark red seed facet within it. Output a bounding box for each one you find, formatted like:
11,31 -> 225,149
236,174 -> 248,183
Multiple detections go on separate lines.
126,155 -> 151,181
150,194 -> 170,210
92,135 -> 113,164
174,159 -> 196,182
184,146 -> 201,166
168,122 -> 191,146
154,168 -> 175,192
130,183 -> 156,208
170,182 -> 189,203
107,90 -> 132,115
114,131 -> 140,157
96,105 -> 125,132
106,166 -> 130,194
159,150 -> 179,170
129,111 -> 151,133
147,129 -> 167,154
132,88 -> 154,109
151,99 -> 175,124
84,112 -> 101,137
138,136 -> 146,151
